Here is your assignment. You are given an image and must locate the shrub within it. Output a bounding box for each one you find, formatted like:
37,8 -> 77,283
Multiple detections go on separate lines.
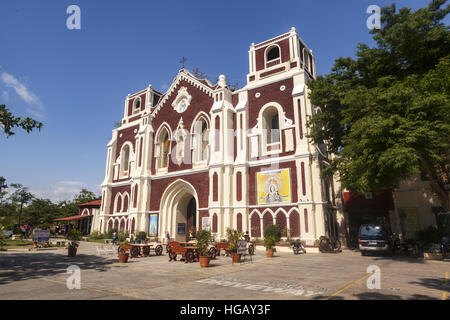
118,232 -> 129,242
105,228 -> 118,239
119,240 -> 130,254
264,236 -> 276,250
264,225 -> 281,242
196,229 -> 212,257
226,228 -> 243,253
66,229 -> 82,249
0,224 -> 5,249
416,226 -> 443,248
89,231 -> 104,240
136,231 -> 147,242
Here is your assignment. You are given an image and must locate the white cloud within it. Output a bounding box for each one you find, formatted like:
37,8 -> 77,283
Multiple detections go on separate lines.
30,181 -> 97,202
0,71 -> 44,118
1,90 -> 8,102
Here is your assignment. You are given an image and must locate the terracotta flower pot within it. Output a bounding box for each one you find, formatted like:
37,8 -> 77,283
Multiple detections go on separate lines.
199,256 -> 210,268
68,247 -> 77,257
266,249 -> 274,257
231,253 -> 241,263
118,252 -> 129,263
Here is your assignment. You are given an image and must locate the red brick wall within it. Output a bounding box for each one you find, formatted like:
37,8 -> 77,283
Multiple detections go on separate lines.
236,171 -> 242,202
150,79 -> 214,174
236,213 -> 242,232
115,125 -> 139,160
247,78 -> 296,161
263,212 -> 273,233
110,185 -> 131,214
250,214 -> 261,237
290,211 -> 300,237
127,93 -> 146,116
276,212 -> 287,237
149,172 -> 209,211
213,173 -> 218,202
255,38 -> 290,72
212,213 -> 218,233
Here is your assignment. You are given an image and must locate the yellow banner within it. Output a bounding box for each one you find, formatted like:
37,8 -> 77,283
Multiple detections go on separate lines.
257,169 -> 291,205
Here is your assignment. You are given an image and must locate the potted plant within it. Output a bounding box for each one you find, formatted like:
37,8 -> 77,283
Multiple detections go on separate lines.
196,229 -> 212,267
66,229 -> 81,257
135,231 -> 147,244
118,240 -> 130,263
264,225 -> 280,257
226,228 -> 243,263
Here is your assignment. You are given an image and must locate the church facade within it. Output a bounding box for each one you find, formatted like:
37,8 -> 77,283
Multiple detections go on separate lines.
95,28 -> 343,243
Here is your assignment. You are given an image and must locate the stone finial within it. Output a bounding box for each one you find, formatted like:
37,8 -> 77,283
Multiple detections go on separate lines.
218,74 -> 227,88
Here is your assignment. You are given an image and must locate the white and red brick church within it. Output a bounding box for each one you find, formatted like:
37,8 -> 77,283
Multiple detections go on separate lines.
93,28 -> 344,243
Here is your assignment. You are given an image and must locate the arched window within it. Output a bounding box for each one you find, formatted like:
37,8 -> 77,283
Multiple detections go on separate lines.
115,194 -> 122,213
121,144 -> 131,175
133,97 -> 141,114
262,106 -> 280,144
267,46 -> 280,61
122,194 -> 129,212
158,128 -> 170,169
193,117 -> 209,163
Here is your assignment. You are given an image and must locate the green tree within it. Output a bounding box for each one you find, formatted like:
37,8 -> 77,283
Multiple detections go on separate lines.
22,198 -> 60,227
0,177 -> 8,205
73,188 -> 100,204
0,104 -> 43,137
307,0 -> 450,210
9,184 -> 34,227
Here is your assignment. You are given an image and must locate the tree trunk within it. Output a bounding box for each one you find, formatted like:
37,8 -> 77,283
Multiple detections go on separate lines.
429,180 -> 450,212
18,202 -> 23,227
420,157 -> 450,212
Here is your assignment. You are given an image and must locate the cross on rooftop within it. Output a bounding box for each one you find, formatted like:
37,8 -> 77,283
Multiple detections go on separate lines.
180,57 -> 187,69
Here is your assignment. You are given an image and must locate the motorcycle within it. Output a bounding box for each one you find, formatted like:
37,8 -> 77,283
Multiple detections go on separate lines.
292,239 -> 307,254
401,239 -> 419,257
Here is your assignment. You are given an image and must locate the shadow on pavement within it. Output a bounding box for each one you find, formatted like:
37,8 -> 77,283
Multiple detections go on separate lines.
0,252 -> 115,285
408,277 -> 450,293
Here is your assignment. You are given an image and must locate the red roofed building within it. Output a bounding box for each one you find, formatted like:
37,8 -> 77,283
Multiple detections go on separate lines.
54,200 -> 101,235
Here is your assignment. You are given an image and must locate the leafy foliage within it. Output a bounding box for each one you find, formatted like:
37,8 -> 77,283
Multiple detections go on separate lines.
307,0 -> 450,209
66,229 -> 82,248
0,104 -> 43,137
0,177 -> 100,229
136,231 -> 147,241
263,225 -> 280,249
196,229 -> 212,257
226,228 -> 243,253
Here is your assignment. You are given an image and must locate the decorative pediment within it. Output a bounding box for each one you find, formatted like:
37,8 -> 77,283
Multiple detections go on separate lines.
151,70 -> 215,119
171,87 -> 192,113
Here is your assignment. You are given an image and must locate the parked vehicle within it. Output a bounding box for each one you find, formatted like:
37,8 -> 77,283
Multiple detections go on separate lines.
400,238 -> 419,257
358,224 -> 395,256
319,236 -> 341,253
292,239 -> 306,254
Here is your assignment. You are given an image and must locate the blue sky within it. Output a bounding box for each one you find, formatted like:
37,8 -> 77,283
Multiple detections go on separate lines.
0,0 -> 433,201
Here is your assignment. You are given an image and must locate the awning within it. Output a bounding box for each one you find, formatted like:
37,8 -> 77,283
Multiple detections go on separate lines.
53,215 -> 92,222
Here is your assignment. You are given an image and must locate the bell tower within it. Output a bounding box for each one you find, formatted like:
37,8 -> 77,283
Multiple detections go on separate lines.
247,27 -> 316,84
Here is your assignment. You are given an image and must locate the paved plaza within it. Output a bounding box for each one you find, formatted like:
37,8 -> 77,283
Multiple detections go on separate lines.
0,241 -> 448,300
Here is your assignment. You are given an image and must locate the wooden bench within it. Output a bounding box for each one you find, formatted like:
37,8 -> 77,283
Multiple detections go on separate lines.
167,242 -> 196,263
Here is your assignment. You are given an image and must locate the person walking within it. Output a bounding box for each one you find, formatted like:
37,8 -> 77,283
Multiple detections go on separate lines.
164,230 -> 170,253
